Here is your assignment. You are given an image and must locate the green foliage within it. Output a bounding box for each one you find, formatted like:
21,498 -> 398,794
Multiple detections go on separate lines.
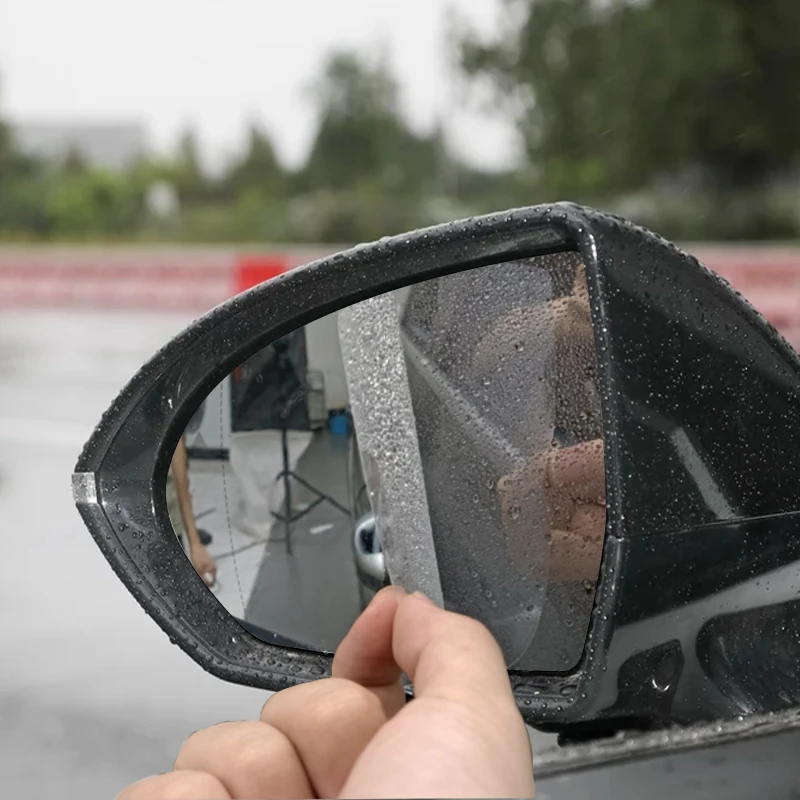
224,125 -> 285,200
46,168 -> 142,236
0,118 -> 14,178
460,0 -> 800,201
2,10 -> 798,245
1,49 -> 505,243
300,52 -> 453,200
171,129 -> 209,204
0,151 -> 50,235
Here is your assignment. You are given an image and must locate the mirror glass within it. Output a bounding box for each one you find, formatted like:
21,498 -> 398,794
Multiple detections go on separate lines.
167,250 -> 606,668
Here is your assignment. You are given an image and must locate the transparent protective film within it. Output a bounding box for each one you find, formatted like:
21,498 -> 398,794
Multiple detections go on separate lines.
341,252 -> 606,670
338,292 -> 444,606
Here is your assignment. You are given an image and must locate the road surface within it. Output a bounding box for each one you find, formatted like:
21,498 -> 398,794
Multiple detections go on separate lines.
0,310 -> 269,799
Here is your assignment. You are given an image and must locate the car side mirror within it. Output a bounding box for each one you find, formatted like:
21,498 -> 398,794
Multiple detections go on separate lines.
73,203 -> 800,769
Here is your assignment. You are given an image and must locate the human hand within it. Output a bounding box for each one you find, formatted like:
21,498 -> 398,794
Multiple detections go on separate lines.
189,542 -> 217,587
498,439 -> 606,583
117,587 -> 535,799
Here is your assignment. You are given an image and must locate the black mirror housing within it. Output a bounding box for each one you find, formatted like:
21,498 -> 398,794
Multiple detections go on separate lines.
73,204 -> 800,766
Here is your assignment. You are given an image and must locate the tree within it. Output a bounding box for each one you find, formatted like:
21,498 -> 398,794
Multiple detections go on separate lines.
0,118 -> 12,180
46,168 -> 142,237
0,158 -> 52,236
0,80 -> 54,235
223,123 -> 285,199
302,51 -> 452,196
293,51 -> 472,241
61,146 -> 88,176
459,0 -> 800,196
172,128 -> 207,203
302,51 -> 402,191
0,76 -> 12,179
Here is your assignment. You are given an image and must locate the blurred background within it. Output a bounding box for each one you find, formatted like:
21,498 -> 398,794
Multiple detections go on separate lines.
0,1 -> 799,797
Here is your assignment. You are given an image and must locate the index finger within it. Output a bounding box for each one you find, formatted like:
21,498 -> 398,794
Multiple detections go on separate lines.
546,439 -> 605,503
332,585 -> 407,717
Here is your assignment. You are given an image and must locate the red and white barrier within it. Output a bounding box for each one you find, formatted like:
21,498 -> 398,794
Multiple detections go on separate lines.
0,249 -> 235,311
1,244 -> 799,348
690,246 -> 800,347
0,247 -> 339,311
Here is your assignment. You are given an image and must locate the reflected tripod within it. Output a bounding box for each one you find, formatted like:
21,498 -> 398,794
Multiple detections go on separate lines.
271,344 -> 350,555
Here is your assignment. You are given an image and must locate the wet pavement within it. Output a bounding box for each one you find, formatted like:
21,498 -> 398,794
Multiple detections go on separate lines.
0,310 -> 268,799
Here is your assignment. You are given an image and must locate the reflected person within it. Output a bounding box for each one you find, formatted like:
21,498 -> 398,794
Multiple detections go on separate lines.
167,436 -> 218,586
475,259 -> 606,584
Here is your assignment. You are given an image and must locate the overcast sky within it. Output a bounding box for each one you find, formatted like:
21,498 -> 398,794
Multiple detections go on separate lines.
0,0 -> 522,170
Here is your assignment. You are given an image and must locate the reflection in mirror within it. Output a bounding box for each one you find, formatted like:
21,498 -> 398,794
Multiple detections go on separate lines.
168,321 -> 365,654
342,252 -> 606,670
166,250 -> 606,663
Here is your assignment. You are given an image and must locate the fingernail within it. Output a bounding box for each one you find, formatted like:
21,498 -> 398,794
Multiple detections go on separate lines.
373,585 -> 406,603
411,590 -> 434,605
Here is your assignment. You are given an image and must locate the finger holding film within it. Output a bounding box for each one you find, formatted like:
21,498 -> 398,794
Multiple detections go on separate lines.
258,585 -> 406,797
342,593 -> 535,798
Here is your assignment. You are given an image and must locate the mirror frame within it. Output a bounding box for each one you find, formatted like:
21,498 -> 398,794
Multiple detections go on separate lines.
72,202 -> 799,772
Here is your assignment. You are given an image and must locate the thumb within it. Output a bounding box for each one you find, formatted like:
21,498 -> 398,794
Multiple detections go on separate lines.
391,592 -> 520,717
